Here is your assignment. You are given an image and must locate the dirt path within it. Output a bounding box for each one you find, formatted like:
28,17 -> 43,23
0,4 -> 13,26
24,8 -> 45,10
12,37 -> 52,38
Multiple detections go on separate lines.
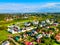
8,38 -> 19,45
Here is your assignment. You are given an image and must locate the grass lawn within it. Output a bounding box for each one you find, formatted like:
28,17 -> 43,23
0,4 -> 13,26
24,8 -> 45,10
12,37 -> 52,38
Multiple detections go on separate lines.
53,43 -> 60,45
50,26 -> 56,28
0,30 -> 10,41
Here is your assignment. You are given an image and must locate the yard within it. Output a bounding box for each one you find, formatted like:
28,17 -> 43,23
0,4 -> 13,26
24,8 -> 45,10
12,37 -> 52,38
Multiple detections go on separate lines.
0,30 -> 10,41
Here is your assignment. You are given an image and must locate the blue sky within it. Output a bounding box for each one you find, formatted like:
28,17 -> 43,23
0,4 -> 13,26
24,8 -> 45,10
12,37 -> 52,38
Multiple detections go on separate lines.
0,0 -> 60,13
0,0 -> 60,3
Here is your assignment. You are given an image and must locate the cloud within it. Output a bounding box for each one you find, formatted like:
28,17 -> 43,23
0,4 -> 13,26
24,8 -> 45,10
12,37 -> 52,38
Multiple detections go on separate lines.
0,2 -> 60,13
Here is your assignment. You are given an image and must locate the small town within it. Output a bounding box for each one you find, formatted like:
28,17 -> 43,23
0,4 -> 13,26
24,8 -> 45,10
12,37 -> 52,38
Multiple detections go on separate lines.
0,13 -> 60,45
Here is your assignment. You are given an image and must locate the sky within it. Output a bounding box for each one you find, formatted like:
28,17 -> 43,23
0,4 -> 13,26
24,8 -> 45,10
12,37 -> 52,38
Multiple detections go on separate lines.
0,0 -> 60,13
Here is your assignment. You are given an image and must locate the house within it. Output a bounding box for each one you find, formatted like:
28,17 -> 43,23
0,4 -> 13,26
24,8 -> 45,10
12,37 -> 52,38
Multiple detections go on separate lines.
49,30 -> 54,35
22,27 -> 34,32
26,27 -> 33,31
39,23 -> 46,27
40,24 -> 43,27
22,28 -> 26,32
41,21 -> 45,24
24,22 -> 31,27
24,41 -> 33,45
36,38 -> 41,43
28,42 -> 33,45
53,23 -> 59,26
33,20 -> 39,25
2,41 -> 10,45
45,33 -> 50,37
55,28 -> 59,32
8,24 -> 21,34
4,17 -> 13,21
40,23 -> 46,27
14,36 -> 23,42
46,26 -> 50,29
23,33 -> 28,38
42,32 -> 46,36
46,19 -> 50,24
24,16 -> 28,19
36,34 -> 42,43
36,34 -> 43,39
31,30 -> 38,35
55,33 -> 60,42
50,21 -> 54,24
40,21 -> 47,27
14,36 -> 20,41
42,32 -> 51,38
50,19 -> 54,23
33,31 -> 38,34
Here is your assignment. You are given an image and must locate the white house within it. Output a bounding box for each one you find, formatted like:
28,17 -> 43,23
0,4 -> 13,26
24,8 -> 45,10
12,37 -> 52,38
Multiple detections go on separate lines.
41,21 -> 45,24
50,21 -> 54,24
39,24 -> 43,27
24,22 -> 31,27
2,41 -> 10,45
22,27 -> 34,32
8,24 -> 21,34
33,20 -> 39,25
46,19 -> 50,24
24,16 -> 28,19
5,18 -> 13,21
36,34 -> 43,39
45,34 -> 50,37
